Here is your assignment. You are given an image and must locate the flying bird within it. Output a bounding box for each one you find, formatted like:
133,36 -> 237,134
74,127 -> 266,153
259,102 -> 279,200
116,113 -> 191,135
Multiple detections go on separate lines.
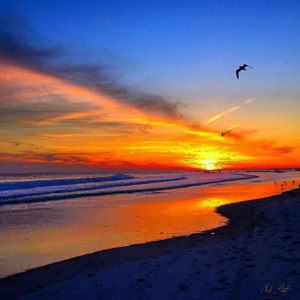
236,64 -> 253,79
221,132 -> 227,137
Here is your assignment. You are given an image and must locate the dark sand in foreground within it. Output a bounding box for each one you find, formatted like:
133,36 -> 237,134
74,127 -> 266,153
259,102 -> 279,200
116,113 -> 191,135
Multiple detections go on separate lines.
1,188 -> 300,299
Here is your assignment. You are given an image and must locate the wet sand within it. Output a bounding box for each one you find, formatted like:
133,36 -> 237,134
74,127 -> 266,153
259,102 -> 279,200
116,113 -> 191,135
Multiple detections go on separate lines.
1,187 -> 300,299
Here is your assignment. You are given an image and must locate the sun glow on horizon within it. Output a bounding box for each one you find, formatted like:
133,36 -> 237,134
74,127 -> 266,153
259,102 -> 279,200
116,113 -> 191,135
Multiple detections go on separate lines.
0,58 -> 299,172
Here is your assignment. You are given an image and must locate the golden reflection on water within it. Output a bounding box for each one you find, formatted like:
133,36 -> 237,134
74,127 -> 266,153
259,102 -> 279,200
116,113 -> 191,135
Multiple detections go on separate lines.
198,198 -> 226,209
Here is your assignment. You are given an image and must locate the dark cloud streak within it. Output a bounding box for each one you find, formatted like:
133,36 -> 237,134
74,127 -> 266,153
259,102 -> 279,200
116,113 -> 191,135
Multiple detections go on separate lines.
0,11 -> 185,121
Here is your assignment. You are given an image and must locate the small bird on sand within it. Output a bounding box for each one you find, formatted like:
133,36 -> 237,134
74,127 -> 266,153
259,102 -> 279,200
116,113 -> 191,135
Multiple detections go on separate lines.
236,64 -> 253,79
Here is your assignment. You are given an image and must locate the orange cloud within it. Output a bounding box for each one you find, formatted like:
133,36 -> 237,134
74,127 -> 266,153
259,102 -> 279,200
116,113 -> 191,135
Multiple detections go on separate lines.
203,106 -> 241,125
226,124 -> 241,131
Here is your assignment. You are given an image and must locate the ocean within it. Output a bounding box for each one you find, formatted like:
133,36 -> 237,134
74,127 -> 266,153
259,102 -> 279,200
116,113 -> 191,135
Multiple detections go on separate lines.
0,170 -> 299,278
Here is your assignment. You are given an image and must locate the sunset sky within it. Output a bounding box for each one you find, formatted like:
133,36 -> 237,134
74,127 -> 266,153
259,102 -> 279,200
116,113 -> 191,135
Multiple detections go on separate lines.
0,0 -> 300,172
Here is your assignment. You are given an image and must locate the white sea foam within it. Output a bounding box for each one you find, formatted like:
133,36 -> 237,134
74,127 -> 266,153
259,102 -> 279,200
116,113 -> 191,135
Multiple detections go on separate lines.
0,173 -> 134,191
0,172 -> 257,205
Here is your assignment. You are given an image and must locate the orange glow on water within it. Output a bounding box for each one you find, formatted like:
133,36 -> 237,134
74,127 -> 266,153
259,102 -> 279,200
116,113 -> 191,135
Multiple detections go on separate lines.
1,174 -> 299,277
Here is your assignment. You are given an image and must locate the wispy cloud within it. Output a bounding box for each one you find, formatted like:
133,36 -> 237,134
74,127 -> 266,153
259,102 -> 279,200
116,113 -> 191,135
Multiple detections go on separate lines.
203,106 -> 241,125
0,12 -> 185,122
226,120 -> 254,132
244,98 -> 255,104
226,123 -> 240,131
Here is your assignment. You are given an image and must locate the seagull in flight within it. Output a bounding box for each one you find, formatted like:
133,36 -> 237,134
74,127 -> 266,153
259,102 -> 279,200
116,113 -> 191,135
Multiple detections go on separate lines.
236,64 -> 253,79
221,132 -> 227,137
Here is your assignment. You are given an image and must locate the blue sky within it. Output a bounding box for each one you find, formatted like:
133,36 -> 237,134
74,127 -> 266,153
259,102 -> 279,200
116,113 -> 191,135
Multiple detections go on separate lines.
2,0 -> 299,101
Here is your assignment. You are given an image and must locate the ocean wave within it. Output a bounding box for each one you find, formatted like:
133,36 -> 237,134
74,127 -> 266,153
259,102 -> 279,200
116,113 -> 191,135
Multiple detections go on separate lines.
0,173 -> 257,205
0,173 -> 134,191
0,175 -> 186,201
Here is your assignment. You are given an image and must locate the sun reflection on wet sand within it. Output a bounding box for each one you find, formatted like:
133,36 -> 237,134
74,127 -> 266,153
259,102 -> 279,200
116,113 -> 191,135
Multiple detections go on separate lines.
198,198 -> 226,209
